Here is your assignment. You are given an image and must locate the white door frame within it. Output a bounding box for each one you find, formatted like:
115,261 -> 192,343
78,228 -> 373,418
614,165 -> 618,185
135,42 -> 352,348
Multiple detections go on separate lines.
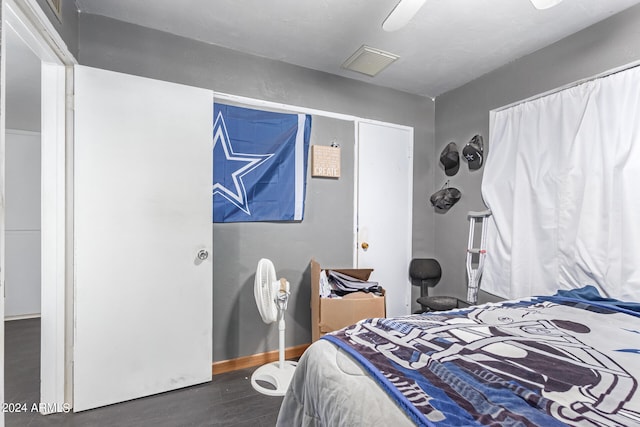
1,0 -> 75,416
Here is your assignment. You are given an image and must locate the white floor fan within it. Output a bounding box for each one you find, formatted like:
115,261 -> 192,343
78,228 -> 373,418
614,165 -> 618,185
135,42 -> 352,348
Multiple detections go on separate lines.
251,258 -> 297,396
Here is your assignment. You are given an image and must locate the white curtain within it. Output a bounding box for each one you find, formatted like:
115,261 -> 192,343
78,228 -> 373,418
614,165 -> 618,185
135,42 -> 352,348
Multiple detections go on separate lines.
482,65 -> 640,301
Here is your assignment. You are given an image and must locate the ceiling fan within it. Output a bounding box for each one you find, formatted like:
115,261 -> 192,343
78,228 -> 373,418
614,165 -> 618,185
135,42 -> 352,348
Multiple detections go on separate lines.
529,0 -> 564,9
382,0 -> 564,32
382,0 -> 426,32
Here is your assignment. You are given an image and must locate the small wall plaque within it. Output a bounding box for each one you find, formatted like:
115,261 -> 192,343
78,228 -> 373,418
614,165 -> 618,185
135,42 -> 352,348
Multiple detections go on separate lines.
311,145 -> 341,178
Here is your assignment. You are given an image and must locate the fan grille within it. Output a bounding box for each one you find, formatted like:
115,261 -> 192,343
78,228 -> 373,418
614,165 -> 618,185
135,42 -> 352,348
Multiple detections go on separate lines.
255,258 -> 278,323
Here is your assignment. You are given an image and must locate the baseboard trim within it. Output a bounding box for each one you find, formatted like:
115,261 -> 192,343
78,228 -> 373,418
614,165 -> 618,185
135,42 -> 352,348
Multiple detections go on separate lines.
212,343 -> 310,375
5,313 -> 42,321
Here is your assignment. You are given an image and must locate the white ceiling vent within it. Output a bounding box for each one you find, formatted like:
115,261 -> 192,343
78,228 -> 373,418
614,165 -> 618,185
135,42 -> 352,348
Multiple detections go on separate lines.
342,45 -> 399,77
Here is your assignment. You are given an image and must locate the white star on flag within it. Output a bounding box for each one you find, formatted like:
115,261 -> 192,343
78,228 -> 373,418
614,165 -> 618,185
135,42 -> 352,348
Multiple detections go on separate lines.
212,111 -> 273,215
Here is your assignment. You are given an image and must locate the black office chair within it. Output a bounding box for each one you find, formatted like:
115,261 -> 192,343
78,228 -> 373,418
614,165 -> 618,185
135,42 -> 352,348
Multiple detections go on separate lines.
409,258 -> 459,313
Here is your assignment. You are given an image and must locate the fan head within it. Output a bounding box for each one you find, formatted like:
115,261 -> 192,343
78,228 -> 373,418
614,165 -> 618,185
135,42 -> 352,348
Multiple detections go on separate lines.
255,258 -> 278,323
254,258 -> 290,324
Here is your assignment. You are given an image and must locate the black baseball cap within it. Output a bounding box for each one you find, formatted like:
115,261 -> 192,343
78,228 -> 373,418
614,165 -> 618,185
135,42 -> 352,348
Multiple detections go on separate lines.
430,187 -> 462,211
440,142 -> 459,176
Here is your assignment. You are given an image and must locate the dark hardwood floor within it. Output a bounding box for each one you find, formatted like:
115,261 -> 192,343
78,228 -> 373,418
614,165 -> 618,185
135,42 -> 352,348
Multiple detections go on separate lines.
4,319 -> 284,426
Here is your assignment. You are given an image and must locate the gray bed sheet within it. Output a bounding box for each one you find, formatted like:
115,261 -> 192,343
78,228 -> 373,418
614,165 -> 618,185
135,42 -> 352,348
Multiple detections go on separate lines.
276,339 -> 416,426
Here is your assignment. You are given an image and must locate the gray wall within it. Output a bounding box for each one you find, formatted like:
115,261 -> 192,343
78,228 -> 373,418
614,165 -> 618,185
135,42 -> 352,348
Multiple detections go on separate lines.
34,0 -> 79,57
434,4 -> 640,303
5,131 -> 41,318
77,14 -> 436,361
4,15 -> 42,319
5,25 -> 41,132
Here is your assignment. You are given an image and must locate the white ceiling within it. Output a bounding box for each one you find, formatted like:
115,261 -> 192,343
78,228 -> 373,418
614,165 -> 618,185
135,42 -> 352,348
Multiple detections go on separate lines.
75,0 -> 640,98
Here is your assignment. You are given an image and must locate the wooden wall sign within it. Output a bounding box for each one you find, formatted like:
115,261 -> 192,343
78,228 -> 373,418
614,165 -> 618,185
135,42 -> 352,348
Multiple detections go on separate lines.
311,145 -> 341,178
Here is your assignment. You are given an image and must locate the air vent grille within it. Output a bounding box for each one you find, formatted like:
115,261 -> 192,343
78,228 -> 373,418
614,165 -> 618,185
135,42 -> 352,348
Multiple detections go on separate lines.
342,45 -> 399,77
46,0 -> 62,21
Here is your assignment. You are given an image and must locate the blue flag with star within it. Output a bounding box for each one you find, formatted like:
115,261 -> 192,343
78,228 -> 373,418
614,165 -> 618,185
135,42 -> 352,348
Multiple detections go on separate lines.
213,103 -> 311,222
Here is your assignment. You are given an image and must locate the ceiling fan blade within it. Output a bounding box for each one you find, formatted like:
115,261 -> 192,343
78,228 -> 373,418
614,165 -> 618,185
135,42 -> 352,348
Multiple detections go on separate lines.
382,0 -> 427,32
529,0 -> 563,9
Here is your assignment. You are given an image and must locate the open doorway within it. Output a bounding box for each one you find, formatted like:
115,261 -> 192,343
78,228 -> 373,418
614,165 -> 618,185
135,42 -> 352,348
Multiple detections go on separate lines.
3,21 -> 43,412
1,0 -> 74,417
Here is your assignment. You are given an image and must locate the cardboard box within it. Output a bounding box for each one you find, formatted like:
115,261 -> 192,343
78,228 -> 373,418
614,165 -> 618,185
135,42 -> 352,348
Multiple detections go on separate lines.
310,258 -> 386,342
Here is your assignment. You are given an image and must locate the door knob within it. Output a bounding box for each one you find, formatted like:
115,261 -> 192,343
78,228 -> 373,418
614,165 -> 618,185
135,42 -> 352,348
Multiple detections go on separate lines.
197,249 -> 209,260
361,242 -> 369,250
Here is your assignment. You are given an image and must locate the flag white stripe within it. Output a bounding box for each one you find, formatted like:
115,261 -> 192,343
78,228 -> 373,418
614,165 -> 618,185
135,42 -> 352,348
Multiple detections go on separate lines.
294,114 -> 306,220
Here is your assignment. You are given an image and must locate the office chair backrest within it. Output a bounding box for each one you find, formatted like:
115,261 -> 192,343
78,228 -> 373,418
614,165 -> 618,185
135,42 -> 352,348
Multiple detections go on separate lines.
409,258 -> 442,296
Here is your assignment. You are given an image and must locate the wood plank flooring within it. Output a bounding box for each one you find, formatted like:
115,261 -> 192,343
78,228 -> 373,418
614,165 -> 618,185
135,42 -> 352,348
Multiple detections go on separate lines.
4,319 -> 284,426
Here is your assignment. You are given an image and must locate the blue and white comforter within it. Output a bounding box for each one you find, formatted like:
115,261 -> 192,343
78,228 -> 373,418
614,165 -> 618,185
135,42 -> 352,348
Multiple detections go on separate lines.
279,287 -> 640,426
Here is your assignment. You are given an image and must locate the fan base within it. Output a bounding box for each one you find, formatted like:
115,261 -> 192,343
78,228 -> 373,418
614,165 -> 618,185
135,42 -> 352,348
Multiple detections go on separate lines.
250,360 -> 298,396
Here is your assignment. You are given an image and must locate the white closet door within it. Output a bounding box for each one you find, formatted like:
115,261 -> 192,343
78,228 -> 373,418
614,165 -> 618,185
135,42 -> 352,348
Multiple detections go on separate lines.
73,65 -> 213,411
357,122 -> 413,317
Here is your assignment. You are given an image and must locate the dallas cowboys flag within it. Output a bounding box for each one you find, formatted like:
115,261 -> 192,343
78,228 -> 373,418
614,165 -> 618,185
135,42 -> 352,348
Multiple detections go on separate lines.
213,103 -> 312,222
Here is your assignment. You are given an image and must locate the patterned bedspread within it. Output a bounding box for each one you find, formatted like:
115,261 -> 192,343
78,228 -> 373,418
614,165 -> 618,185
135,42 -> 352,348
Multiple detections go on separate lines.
322,288 -> 640,426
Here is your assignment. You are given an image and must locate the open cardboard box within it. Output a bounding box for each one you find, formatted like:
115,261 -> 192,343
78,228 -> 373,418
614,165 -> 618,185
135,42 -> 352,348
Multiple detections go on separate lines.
310,258 -> 386,342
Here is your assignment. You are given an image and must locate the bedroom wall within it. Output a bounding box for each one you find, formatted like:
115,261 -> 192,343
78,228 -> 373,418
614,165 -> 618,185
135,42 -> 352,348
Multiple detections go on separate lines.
433,4 -> 640,303
4,21 -> 43,319
5,131 -> 41,319
76,14 -> 436,361
33,0 -> 79,57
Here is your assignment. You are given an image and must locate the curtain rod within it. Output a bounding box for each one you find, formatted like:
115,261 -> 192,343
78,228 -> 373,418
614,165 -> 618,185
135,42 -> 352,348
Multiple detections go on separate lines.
213,91 -> 413,132
493,59 -> 640,113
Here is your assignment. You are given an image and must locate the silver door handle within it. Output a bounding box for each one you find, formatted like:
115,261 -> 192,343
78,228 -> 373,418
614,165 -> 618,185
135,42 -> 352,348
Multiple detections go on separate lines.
197,249 -> 209,260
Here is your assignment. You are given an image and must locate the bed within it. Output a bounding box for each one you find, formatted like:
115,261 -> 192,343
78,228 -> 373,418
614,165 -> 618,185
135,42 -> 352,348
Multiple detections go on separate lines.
276,286 -> 640,426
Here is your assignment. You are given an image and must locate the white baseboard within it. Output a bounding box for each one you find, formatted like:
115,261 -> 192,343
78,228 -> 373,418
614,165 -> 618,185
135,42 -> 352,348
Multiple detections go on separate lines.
5,313 -> 42,321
